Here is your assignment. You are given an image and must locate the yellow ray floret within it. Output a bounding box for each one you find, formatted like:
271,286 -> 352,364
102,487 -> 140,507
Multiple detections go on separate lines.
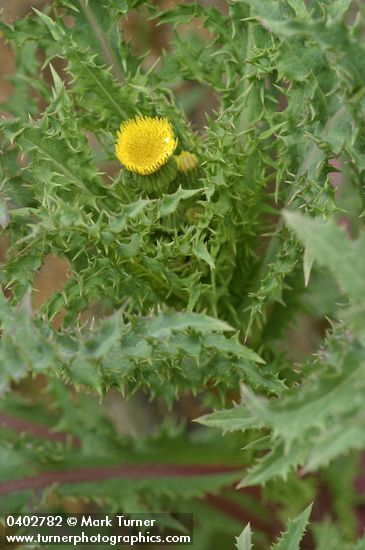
115,116 -> 177,175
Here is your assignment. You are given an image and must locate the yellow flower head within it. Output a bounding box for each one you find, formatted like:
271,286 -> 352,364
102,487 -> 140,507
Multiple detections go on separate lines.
175,151 -> 199,174
115,116 -> 177,175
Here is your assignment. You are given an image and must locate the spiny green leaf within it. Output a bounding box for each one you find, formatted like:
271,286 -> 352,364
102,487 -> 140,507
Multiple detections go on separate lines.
196,406 -> 256,433
143,311 -> 234,339
271,504 -> 312,550
81,311 -> 122,359
236,523 -> 253,550
158,187 -> 202,217
239,442 -> 306,488
283,211 -> 365,302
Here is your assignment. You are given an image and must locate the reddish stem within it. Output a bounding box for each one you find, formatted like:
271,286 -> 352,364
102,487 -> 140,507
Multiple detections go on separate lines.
0,413 -> 80,447
0,464 -> 242,496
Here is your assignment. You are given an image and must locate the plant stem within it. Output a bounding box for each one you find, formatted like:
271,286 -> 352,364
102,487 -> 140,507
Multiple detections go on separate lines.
77,0 -> 124,83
